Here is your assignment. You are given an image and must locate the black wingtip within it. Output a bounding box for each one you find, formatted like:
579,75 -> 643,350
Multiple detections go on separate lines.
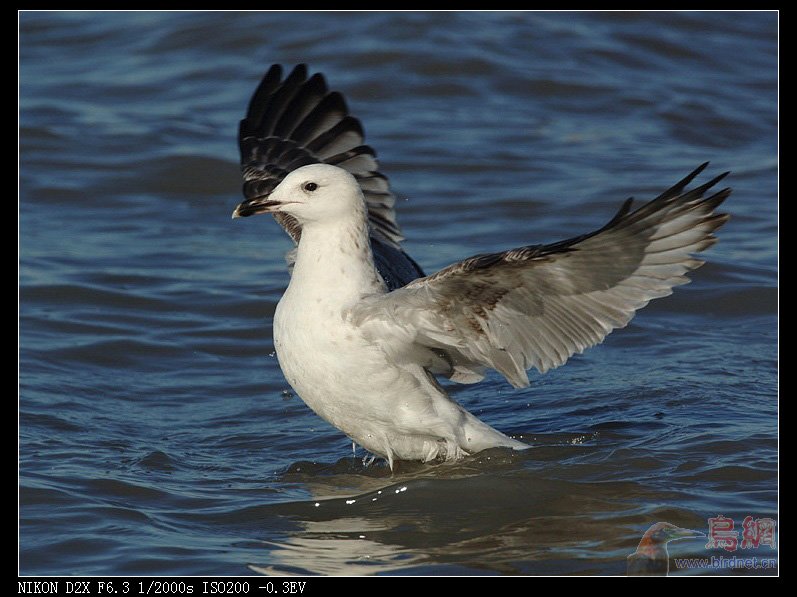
708,171 -> 730,188
243,64 -> 286,127
681,170 -> 732,202
652,162 -> 713,204
329,91 -> 350,120
680,161 -> 710,187
613,197 -> 635,222
266,63 -> 283,79
702,187 -> 733,211
306,72 -> 328,93
290,63 -> 308,79
700,171 -> 730,190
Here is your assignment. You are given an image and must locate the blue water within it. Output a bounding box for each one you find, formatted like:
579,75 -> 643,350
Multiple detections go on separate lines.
19,11 -> 777,576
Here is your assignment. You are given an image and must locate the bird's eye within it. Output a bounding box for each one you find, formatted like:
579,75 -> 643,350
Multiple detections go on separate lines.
303,182 -> 318,192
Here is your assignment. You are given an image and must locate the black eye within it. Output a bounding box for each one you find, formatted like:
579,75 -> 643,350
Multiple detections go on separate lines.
303,182 -> 318,192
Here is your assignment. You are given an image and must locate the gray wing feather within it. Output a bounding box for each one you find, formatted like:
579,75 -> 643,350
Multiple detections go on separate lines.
350,163 -> 731,388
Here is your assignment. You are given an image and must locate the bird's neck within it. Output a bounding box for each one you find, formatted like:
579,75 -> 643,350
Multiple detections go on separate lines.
289,212 -> 384,305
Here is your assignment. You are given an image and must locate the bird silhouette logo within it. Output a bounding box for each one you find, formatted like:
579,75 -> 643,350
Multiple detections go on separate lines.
627,522 -> 705,576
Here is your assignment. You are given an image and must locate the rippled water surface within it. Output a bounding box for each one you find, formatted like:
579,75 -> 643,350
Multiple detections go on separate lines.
20,11 -> 777,576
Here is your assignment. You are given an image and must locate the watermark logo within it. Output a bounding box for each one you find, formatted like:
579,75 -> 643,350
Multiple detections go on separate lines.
740,516 -> 776,550
628,516 -> 777,576
627,522 -> 704,576
704,515 -> 777,552
705,515 -> 738,551
672,555 -> 777,572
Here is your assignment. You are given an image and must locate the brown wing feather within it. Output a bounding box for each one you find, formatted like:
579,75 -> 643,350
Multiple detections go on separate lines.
352,164 -> 730,387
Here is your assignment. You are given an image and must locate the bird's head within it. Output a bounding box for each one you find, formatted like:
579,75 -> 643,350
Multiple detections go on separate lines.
232,163 -> 364,225
634,522 -> 705,556
627,522 -> 705,575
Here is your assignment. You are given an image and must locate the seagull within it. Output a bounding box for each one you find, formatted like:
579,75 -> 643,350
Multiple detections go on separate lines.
232,64 -> 730,468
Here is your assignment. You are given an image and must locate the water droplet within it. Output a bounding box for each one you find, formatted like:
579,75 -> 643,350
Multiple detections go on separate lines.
346,499 -> 356,505
314,502 -> 320,507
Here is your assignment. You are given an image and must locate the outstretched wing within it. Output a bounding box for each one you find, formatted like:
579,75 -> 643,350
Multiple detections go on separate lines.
237,64 -> 423,289
349,163 -> 731,388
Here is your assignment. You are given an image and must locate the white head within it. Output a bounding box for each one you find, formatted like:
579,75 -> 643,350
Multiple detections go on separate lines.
232,163 -> 365,225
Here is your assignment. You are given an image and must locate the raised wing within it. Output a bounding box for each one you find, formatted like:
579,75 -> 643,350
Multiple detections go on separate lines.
237,64 -> 423,289
350,163 -> 731,388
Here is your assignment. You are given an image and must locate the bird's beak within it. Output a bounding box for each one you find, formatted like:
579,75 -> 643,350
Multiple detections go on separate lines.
231,194 -> 282,219
666,526 -> 705,541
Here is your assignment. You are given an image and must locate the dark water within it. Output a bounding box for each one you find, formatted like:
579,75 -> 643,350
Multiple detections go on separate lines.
19,11 -> 777,576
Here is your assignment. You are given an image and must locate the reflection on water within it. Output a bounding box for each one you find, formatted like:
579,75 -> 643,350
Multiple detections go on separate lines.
233,441 -> 734,575
251,517 -> 417,576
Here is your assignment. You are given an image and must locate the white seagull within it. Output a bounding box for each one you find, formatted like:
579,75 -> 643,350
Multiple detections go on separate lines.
232,65 -> 730,468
